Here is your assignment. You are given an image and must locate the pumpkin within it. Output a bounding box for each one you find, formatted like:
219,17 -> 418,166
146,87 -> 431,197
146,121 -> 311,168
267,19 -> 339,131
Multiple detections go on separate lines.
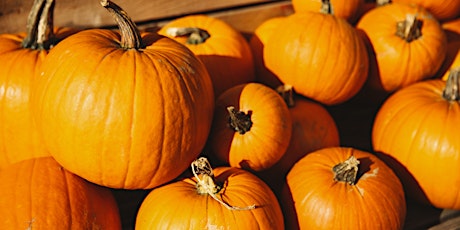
372,69 -> 460,209
356,2 -> 447,92
206,82 -> 292,171
0,157 -> 122,229
135,157 -> 284,229
438,18 -> 460,80
263,1 -> 369,105
292,0 -> 365,24
32,0 -> 214,189
257,85 -> 340,193
283,147 -> 406,230
249,16 -> 285,89
158,14 -> 255,98
0,0 -> 77,169
392,0 -> 460,21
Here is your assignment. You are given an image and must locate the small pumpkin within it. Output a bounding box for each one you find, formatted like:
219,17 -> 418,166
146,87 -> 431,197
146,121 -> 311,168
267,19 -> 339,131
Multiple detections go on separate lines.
372,69 -> 460,209
357,2 -> 447,92
0,0 -> 77,169
158,14 -> 255,98
392,0 -> 460,21
292,0 -> 365,24
207,82 -> 292,171
135,157 -> 284,229
32,0 -> 214,189
283,147 -> 406,230
0,157 -> 122,229
264,0 -> 369,105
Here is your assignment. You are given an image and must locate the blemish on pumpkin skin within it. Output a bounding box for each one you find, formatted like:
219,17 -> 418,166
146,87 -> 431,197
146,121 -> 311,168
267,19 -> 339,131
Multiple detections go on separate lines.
26,218 -> 35,230
354,168 -> 379,197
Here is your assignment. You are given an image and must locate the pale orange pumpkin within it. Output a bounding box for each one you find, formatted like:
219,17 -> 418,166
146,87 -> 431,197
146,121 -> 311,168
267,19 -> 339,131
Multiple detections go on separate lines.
392,0 -> 460,21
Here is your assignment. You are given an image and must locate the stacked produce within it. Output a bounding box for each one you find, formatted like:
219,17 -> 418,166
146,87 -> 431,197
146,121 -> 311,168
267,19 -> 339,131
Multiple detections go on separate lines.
0,0 -> 459,229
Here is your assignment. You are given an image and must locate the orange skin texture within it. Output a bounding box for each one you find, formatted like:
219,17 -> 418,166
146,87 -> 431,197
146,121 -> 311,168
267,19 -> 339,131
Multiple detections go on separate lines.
392,0 -> 460,21
372,79 -> 460,209
158,14 -> 255,98
33,29 -> 214,189
208,82 -> 292,171
292,0 -> 365,24
284,147 -> 406,230
357,3 -> 447,93
136,166 -> 284,230
0,27 -> 77,170
0,157 -> 122,229
264,12 -> 369,105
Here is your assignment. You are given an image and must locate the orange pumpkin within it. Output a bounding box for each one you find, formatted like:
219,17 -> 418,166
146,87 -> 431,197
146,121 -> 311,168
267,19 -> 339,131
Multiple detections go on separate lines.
438,18 -> 460,80
292,0 -> 365,24
0,0 -> 77,169
136,157 -> 284,229
372,69 -> 460,209
32,0 -> 214,189
284,147 -> 406,230
264,2 -> 369,105
158,14 -> 255,98
207,82 -> 292,171
392,0 -> 460,21
0,157 -> 122,229
357,2 -> 447,92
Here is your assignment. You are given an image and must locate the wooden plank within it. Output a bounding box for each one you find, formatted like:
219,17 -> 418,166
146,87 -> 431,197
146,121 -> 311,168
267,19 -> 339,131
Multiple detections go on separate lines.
0,0 -> 284,34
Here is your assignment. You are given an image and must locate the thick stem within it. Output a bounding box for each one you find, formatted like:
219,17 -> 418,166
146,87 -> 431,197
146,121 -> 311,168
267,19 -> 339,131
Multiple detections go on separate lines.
165,27 -> 210,45
22,0 -> 56,49
227,106 -> 253,135
276,84 -> 295,108
442,68 -> 460,101
396,14 -> 422,42
320,0 -> 334,15
191,157 -> 256,211
101,0 -> 144,49
332,155 -> 360,185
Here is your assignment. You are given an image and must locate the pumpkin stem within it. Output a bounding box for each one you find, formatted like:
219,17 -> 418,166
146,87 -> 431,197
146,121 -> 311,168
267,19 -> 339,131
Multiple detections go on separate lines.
22,0 -> 56,50
165,27 -> 211,45
101,0 -> 144,49
320,0 -> 334,14
332,154 -> 360,185
396,14 -> 422,42
376,0 -> 391,6
442,68 -> 460,101
227,106 -> 253,135
191,157 -> 256,211
276,84 -> 295,108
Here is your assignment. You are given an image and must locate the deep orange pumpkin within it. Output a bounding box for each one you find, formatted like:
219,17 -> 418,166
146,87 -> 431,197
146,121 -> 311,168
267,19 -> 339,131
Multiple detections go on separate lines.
158,14 -> 255,98
357,2 -> 447,92
0,0 -> 77,169
372,69 -> 460,209
135,157 -> 284,229
392,0 -> 460,21
0,157 -> 122,229
207,82 -> 292,171
284,147 -> 406,230
263,5 -> 369,105
292,0 -> 365,24
32,0 -> 214,189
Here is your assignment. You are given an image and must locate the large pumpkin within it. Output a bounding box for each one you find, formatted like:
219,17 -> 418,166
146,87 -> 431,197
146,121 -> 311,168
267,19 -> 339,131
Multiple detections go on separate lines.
284,147 -> 406,230
357,2 -> 447,92
263,1 -> 369,105
0,0 -> 77,169
207,82 -> 292,171
135,157 -> 284,229
0,157 -> 122,229
32,0 -> 214,189
292,0 -> 365,24
372,69 -> 460,209
392,0 -> 460,21
158,14 -> 255,98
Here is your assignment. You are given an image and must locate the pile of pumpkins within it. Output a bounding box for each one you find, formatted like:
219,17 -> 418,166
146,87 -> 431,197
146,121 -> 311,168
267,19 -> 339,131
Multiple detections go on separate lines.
0,0 -> 459,229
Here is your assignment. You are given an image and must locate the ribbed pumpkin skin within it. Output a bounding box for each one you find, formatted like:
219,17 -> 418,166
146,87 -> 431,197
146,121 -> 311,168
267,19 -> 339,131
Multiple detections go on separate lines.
372,79 -> 460,209
0,157 -> 122,229
158,14 -> 255,98
135,166 -> 284,230
284,147 -> 406,230
357,3 -> 447,92
264,13 -> 369,105
32,30 -> 214,189
292,0 -> 364,24
208,82 -> 292,171
392,0 -> 460,21
0,28 -> 76,170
